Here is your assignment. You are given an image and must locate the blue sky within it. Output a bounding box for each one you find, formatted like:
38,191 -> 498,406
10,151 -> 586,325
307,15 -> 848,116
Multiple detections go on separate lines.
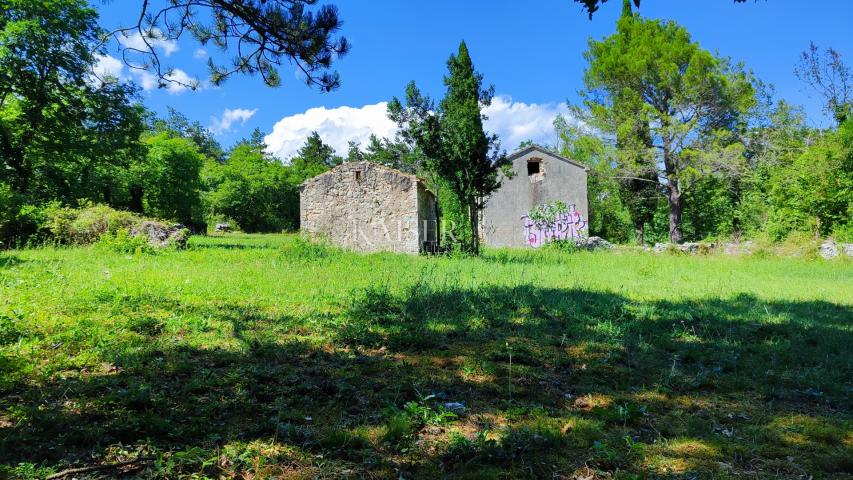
94,0 -> 853,159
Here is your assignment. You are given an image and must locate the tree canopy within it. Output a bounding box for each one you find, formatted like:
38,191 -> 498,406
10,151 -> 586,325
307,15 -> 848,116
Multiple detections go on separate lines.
388,41 -> 506,254
581,11 -> 758,242
794,42 -> 852,125
104,0 -> 349,91
1,0 -> 146,203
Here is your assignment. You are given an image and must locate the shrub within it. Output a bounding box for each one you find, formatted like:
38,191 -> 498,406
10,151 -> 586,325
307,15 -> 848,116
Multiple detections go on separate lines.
831,220 -> 853,243
0,182 -> 17,235
44,203 -> 141,245
0,185 -> 46,247
282,235 -> 336,263
543,238 -> 583,253
383,412 -> 414,446
96,228 -> 155,255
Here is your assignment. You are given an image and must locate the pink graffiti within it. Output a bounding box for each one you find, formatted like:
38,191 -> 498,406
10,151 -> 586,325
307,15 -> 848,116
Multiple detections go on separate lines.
521,204 -> 587,248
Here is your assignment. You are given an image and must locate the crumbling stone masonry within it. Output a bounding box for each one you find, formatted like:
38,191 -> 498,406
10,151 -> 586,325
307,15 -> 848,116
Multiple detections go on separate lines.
300,162 -> 437,254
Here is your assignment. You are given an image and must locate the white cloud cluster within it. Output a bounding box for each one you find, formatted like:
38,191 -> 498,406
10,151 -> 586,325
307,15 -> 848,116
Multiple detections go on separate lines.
265,103 -> 397,160
135,69 -> 199,94
118,29 -> 179,56
263,95 -> 574,160
483,95 -> 573,148
210,108 -> 259,134
91,54 -> 125,81
88,53 -> 199,94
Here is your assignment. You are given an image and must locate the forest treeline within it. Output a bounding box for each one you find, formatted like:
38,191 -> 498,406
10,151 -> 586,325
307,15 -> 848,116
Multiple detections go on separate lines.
1,0 -> 851,247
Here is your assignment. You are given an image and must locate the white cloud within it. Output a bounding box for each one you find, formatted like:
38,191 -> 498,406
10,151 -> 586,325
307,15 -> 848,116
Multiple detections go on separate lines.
265,102 -> 397,160
119,29 -> 179,56
88,52 -> 199,95
264,95 -> 576,160
88,54 -> 124,86
92,54 -> 124,79
483,95 -> 575,149
133,70 -> 158,91
131,68 -> 199,94
193,48 -> 208,60
162,69 -> 198,94
210,108 -> 259,134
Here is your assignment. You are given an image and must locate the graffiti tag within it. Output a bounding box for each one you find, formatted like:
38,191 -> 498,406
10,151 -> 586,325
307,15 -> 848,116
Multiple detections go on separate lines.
521,203 -> 587,248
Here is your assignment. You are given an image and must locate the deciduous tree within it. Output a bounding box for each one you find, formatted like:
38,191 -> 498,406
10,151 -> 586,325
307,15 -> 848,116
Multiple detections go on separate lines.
794,42 -> 852,125
0,0 -> 147,204
203,136 -> 293,232
135,132 -> 204,224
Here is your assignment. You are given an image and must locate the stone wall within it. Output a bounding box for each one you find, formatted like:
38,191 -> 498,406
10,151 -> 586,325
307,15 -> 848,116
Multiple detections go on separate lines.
482,146 -> 589,248
300,162 -> 433,254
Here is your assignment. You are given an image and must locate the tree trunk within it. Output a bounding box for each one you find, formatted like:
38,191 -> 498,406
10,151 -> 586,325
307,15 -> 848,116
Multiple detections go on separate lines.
129,184 -> 144,214
468,199 -> 480,255
661,136 -> 683,244
667,182 -> 684,244
634,222 -> 645,245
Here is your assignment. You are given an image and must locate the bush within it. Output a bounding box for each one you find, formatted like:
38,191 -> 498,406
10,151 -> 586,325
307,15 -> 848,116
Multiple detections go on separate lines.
282,235 -> 337,263
0,184 -> 44,247
96,228 -> 155,254
13,203 -> 191,251
543,238 -> 583,253
0,182 -> 17,234
44,203 -> 141,245
830,218 -> 853,243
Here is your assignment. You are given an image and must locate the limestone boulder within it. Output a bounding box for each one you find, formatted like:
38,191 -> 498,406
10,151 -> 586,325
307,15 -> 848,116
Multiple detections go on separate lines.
130,221 -> 189,249
583,236 -> 614,251
819,240 -> 839,259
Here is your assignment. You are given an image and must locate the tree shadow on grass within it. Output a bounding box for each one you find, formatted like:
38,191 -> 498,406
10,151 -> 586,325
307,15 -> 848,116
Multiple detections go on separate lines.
1,307 -> 410,476
1,287 -> 851,478
340,283 -> 851,401
0,254 -> 25,269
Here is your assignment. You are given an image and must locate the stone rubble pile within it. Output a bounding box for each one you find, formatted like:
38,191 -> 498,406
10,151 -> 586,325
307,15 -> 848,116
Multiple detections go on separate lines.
819,239 -> 853,259
582,236 -> 615,251
130,221 -> 189,249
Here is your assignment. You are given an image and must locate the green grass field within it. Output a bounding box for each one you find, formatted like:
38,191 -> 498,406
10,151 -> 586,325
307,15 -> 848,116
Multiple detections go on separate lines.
1,234 -> 851,479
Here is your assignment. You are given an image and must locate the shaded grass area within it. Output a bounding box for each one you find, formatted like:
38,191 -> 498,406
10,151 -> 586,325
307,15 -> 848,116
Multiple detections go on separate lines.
1,234 -> 851,478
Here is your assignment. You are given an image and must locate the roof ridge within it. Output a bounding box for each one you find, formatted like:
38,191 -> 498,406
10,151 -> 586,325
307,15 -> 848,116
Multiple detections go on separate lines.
300,160 -> 433,190
508,144 -> 590,171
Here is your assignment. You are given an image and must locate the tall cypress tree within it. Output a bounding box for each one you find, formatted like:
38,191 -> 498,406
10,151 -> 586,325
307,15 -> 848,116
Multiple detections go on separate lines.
388,41 -> 505,255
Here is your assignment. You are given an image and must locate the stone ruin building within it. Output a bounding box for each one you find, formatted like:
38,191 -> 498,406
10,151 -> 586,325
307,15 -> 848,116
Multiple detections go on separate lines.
300,145 -> 589,253
482,144 -> 590,248
300,162 -> 437,254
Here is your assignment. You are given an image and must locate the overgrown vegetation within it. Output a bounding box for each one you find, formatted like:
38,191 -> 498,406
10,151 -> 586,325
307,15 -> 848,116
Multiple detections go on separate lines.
2,0 -> 851,250
1,233 -> 850,478
0,1 -> 345,244
388,41 -> 507,255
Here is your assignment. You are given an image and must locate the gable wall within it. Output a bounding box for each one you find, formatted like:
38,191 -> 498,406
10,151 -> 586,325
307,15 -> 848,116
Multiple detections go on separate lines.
300,162 -> 424,253
482,149 -> 588,248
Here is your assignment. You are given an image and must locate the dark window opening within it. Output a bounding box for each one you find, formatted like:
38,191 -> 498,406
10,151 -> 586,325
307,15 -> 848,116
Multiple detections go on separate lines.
354,170 -> 362,182
527,159 -> 542,176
